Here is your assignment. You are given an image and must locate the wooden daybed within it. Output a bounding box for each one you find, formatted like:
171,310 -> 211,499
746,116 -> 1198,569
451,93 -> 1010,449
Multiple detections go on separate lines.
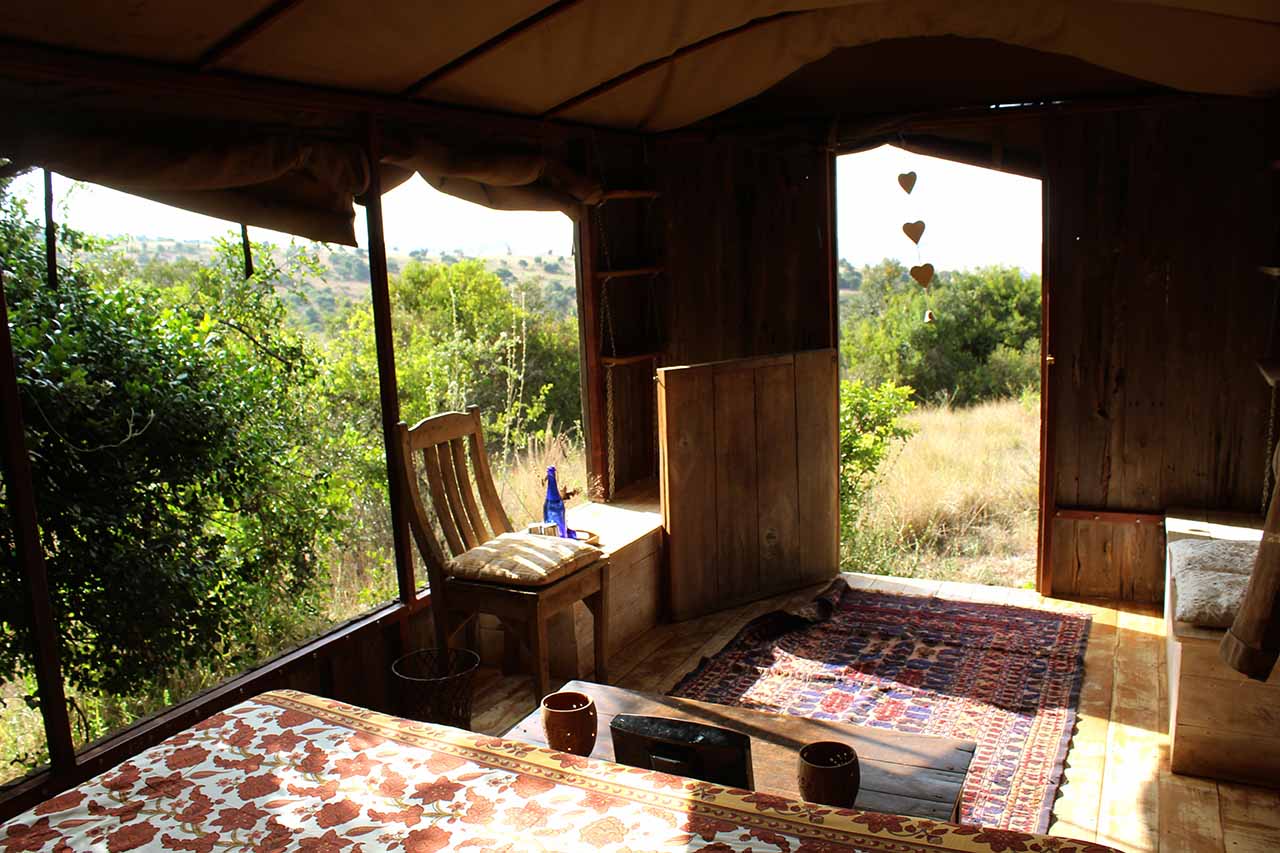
0,690 -> 1114,852
1164,509 -> 1280,785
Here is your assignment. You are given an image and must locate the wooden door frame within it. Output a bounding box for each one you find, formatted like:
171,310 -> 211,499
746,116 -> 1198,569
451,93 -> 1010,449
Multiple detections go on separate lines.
1036,144 -> 1055,597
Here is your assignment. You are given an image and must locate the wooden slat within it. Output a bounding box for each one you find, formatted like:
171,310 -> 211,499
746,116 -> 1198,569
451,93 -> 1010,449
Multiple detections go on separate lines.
754,362 -> 800,590
1095,607 -> 1163,853
399,0 -> 585,97
404,411 -> 477,450
600,352 -> 658,366
598,189 -> 661,201
196,0 -> 305,69
794,349 -> 839,584
436,442 -> 479,550
468,430 -> 512,535
659,365 -> 718,622
714,367 -> 759,604
1219,781 -> 1280,852
595,266 -> 664,280
449,438 -> 490,544
1157,772 -> 1223,853
422,446 -> 465,556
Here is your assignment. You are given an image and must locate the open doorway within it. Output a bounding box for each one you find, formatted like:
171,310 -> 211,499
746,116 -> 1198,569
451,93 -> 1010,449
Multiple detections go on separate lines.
835,145 -> 1044,588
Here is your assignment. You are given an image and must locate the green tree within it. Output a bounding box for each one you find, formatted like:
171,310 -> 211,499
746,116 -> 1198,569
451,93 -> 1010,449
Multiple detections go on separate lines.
0,194 -> 344,700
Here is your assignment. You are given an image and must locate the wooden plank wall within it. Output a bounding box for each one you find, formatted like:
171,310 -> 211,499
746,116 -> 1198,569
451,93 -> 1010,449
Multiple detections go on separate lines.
1044,101 -> 1272,601
654,137 -> 834,367
659,349 -> 839,621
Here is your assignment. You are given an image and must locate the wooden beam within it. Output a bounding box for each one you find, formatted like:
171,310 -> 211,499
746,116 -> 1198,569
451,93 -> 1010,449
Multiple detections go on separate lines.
1053,507 -> 1164,525
0,37 -> 639,145
575,211 -> 607,500
363,118 -> 415,607
0,270 -> 75,773
400,0 -> 585,98
541,10 -> 806,119
239,223 -> 254,279
1037,153 -> 1055,597
196,0 -> 306,71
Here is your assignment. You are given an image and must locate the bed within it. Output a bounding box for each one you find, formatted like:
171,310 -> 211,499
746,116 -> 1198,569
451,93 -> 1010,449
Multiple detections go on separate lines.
0,690 -> 1114,852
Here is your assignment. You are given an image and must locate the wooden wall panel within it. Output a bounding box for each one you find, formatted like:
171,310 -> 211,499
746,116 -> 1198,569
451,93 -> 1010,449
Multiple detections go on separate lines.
1045,102 -> 1271,601
660,350 -> 838,621
655,137 -> 833,367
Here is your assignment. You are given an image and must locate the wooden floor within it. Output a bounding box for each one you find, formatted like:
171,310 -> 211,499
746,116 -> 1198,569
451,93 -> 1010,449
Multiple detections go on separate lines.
470,572 -> 1280,853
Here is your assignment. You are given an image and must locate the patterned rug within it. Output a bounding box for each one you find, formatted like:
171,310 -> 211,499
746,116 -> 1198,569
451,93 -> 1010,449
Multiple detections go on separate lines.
669,578 -> 1091,834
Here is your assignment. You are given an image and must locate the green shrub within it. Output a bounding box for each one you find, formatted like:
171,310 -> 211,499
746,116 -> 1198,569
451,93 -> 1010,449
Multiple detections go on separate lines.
838,379 -> 915,542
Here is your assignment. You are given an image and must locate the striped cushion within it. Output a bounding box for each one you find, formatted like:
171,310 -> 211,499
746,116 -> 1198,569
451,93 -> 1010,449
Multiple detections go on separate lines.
447,532 -> 601,587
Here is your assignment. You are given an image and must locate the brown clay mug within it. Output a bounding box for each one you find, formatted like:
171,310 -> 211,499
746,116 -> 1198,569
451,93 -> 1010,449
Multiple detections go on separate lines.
797,740 -> 860,808
540,691 -> 598,756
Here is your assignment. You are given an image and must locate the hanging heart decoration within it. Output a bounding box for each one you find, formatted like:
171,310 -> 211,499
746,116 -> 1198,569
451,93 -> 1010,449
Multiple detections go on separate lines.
902,221 -> 925,244
910,263 -> 935,288
898,171 -> 917,194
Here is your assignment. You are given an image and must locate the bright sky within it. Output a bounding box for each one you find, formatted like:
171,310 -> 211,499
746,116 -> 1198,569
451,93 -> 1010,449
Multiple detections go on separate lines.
12,144 -> 1041,272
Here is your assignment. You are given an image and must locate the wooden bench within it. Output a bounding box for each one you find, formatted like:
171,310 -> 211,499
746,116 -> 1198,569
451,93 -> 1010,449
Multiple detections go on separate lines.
1165,509 -> 1280,785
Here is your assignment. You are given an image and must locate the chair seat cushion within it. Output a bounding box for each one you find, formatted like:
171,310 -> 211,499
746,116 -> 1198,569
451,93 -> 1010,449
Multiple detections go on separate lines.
447,532 -> 602,587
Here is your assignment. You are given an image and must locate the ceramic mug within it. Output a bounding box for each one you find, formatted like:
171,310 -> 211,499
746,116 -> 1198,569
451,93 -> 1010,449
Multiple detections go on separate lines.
540,690 -> 598,756
797,740 -> 860,808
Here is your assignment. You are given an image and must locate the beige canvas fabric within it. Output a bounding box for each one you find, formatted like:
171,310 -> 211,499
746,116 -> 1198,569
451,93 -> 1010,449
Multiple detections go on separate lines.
446,532 -> 601,587
2,1 -> 1276,240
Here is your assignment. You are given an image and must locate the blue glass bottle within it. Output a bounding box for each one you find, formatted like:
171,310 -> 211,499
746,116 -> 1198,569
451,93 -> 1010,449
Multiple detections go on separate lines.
543,466 -> 567,537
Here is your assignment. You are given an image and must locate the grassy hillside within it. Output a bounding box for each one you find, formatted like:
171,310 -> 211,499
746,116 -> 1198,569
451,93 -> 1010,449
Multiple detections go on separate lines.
845,396 -> 1040,588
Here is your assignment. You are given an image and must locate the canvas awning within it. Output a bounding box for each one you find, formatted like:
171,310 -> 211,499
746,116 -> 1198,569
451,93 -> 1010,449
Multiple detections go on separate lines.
0,1 -> 1276,240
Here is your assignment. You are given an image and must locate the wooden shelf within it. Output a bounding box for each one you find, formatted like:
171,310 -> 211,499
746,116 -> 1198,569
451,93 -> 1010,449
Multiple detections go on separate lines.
1261,265 -> 1280,278
596,266 -> 664,281
1257,360 -> 1280,387
598,189 -> 661,201
601,352 -> 660,367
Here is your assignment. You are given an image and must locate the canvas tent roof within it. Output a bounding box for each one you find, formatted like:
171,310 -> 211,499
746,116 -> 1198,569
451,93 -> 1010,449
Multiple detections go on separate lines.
1,0 -> 1276,241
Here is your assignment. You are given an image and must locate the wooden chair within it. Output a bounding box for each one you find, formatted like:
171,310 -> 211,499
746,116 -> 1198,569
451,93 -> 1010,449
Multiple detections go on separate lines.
397,406 -> 609,704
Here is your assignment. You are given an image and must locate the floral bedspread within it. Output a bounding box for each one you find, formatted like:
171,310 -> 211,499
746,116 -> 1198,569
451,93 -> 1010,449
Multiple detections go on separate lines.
1,690 -> 1114,852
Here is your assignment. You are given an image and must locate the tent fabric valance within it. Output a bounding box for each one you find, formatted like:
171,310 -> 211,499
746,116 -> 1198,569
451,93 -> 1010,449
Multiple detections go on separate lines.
0,119 -> 600,243
379,136 -> 602,218
0,123 -> 371,245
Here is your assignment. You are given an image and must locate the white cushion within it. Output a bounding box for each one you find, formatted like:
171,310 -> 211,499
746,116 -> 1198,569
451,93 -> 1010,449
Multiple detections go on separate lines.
447,532 -> 601,587
1173,570 -> 1251,629
1168,539 -> 1257,628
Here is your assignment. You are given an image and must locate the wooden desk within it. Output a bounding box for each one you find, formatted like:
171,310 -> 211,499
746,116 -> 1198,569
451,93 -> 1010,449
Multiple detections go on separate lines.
504,680 -> 975,822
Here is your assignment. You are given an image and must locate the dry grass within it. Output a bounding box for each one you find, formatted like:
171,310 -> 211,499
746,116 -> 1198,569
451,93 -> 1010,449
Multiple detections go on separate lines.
846,396 -> 1041,588
492,427 -> 590,530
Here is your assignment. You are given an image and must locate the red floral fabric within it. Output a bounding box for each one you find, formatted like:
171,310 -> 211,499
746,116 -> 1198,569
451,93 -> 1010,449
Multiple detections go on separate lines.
1,690 -> 1116,852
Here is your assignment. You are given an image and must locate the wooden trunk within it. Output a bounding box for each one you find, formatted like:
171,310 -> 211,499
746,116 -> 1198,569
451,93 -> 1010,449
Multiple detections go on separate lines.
659,349 -> 839,621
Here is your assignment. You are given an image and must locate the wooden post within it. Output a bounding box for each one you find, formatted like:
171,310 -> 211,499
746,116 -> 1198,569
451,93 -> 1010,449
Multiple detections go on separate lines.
1221,461 -> 1280,680
575,211 -> 608,499
43,170 -> 57,291
0,270 -> 76,771
240,224 -> 254,279
363,119 -> 415,608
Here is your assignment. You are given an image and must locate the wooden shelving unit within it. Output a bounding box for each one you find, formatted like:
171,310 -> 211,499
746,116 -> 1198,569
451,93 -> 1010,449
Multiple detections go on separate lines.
595,266 -> 665,281
600,352 -> 660,367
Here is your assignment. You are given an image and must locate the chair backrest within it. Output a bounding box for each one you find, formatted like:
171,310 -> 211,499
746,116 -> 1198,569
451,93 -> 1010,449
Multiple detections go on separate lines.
398,406 -> 514,595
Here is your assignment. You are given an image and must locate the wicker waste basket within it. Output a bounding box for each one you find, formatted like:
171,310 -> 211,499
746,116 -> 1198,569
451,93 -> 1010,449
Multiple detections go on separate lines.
391,648 -> 480,730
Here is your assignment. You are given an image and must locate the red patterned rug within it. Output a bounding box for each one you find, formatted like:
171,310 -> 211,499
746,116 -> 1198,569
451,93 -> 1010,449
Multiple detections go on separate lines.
669,578 -> 1091,834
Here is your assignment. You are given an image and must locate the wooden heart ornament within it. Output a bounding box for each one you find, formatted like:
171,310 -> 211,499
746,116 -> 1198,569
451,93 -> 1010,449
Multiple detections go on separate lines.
902,221 -> 925,244
898,171 -> 917,194
910,263 -> 934,287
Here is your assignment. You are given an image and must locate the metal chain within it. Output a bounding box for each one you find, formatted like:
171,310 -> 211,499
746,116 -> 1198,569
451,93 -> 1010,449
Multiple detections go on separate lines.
1265,384 -> 1277,515
606,363 -> 616,500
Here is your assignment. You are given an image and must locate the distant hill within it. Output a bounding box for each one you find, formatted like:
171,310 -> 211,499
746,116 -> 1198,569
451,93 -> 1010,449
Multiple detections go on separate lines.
108,237 -> 580,330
